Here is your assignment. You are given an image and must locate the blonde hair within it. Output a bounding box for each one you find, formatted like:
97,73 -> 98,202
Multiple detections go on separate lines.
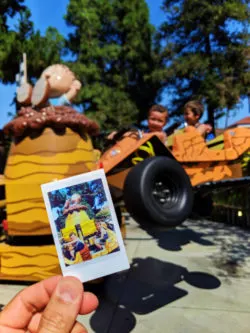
71,193 -> 81,201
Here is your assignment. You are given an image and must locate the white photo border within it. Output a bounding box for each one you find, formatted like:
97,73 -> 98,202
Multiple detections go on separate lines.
41,169 -> 130,283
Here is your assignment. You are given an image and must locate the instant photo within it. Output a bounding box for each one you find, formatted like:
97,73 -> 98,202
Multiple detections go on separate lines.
41,169 -> 129,282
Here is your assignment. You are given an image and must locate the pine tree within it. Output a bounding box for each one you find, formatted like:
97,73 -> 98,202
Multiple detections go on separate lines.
0,0 -> 25,82
26,27 -> 65,81
65,0 -> 163,130
157,0 -> 250,128
0,0 -> 25,29
0,1 -> 64,84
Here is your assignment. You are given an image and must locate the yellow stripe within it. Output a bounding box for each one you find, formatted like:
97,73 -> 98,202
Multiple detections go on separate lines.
1,266 -> 59,277
7,204 -> 46,215
7,150 -> 95,165
2,253 -> 58,267
7,199 -> 44,214
0,199 -> 6,208
7,209 -> 48,223
0,244 -> 57,254
6,159 -> 95,167
0,174 -> 5,186
7,197 -> 43,205
10,146 -> 94,156
5,167 -> 89,180
6,185 -> 43,202
0,235 -> 6,242
5,172 -> 84,183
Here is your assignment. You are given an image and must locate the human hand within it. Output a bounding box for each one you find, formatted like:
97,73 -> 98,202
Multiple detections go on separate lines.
153,131 -> 167,144
71,80 -> 82,91
66,80 -> 82,101
204,124 -> 212,133
65,204 -> 88,213
63,204 -> 77,214
197,124 -> 212,136
0,275 -> 98,333
107,131 -> 117,140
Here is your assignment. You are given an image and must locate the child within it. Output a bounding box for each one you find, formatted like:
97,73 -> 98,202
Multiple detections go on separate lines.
63,232 -> 91,264
183,100 -> 214,140
69,232 -> 85,252
63,243 -> 76,261
62,233 -> 84,261
108,104 -> 168,143
63,193 -> 88,215
94,221 -> 109,251
147,104 -> 168,131
145,104 -> 168,144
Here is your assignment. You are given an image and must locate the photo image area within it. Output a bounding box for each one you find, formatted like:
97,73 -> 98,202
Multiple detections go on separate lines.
48,178 -> 120,267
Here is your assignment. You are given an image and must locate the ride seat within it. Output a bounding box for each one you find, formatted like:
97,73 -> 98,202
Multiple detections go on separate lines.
80,246 -> 92,261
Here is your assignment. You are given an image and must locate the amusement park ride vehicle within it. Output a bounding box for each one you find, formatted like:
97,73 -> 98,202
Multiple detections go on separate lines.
0,61 -> 250,281
100,120 -> 250,223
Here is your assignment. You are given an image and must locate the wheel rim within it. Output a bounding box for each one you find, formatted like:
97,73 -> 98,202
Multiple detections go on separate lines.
152,173 -> 179,209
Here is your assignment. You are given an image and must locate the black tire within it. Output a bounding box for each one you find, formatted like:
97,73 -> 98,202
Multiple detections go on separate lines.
123,156 -> 193,227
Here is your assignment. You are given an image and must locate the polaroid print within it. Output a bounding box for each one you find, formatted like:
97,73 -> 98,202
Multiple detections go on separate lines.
41,169 -> 130,283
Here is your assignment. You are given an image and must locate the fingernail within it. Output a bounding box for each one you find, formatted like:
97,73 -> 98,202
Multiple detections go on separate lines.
56,278 -> 79,303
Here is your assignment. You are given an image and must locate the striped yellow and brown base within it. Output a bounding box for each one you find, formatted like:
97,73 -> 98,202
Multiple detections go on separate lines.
4,127 -> 96,236
0,244 -> 61,281
0,127 -> 97,281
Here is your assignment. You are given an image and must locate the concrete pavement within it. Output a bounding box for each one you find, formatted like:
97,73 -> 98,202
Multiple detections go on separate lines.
1,218 -> 250,332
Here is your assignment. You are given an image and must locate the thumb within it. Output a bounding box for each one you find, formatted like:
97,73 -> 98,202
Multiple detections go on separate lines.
38,276 -> 83,333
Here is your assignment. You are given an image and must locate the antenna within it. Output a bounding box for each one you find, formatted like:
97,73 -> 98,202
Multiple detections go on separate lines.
15,53 -> 27,87
16,53 -> 32,106
23,53 -> 27,83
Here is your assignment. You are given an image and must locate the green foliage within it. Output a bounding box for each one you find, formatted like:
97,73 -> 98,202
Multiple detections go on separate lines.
48,179 -> 107,220
0,0 -> 25,29
0,1 -> 64,84
1,0 -> 164,131
157,0 -> 250,127
25,27 -> 65,82
96,207 -> 110,217
0,0 -> 23,82
65,0 -> 163,130
96,207 -> 111,220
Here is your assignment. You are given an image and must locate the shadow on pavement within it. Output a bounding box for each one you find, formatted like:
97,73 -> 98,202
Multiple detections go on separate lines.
142,219 -> 250,277
90,299 -> 136,333
185,219 -> 250,277
89,256 -> 221,333
145,225 -> 214,251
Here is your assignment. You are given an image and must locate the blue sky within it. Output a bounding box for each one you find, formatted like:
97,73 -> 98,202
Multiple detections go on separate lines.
0,0 -> 248,128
